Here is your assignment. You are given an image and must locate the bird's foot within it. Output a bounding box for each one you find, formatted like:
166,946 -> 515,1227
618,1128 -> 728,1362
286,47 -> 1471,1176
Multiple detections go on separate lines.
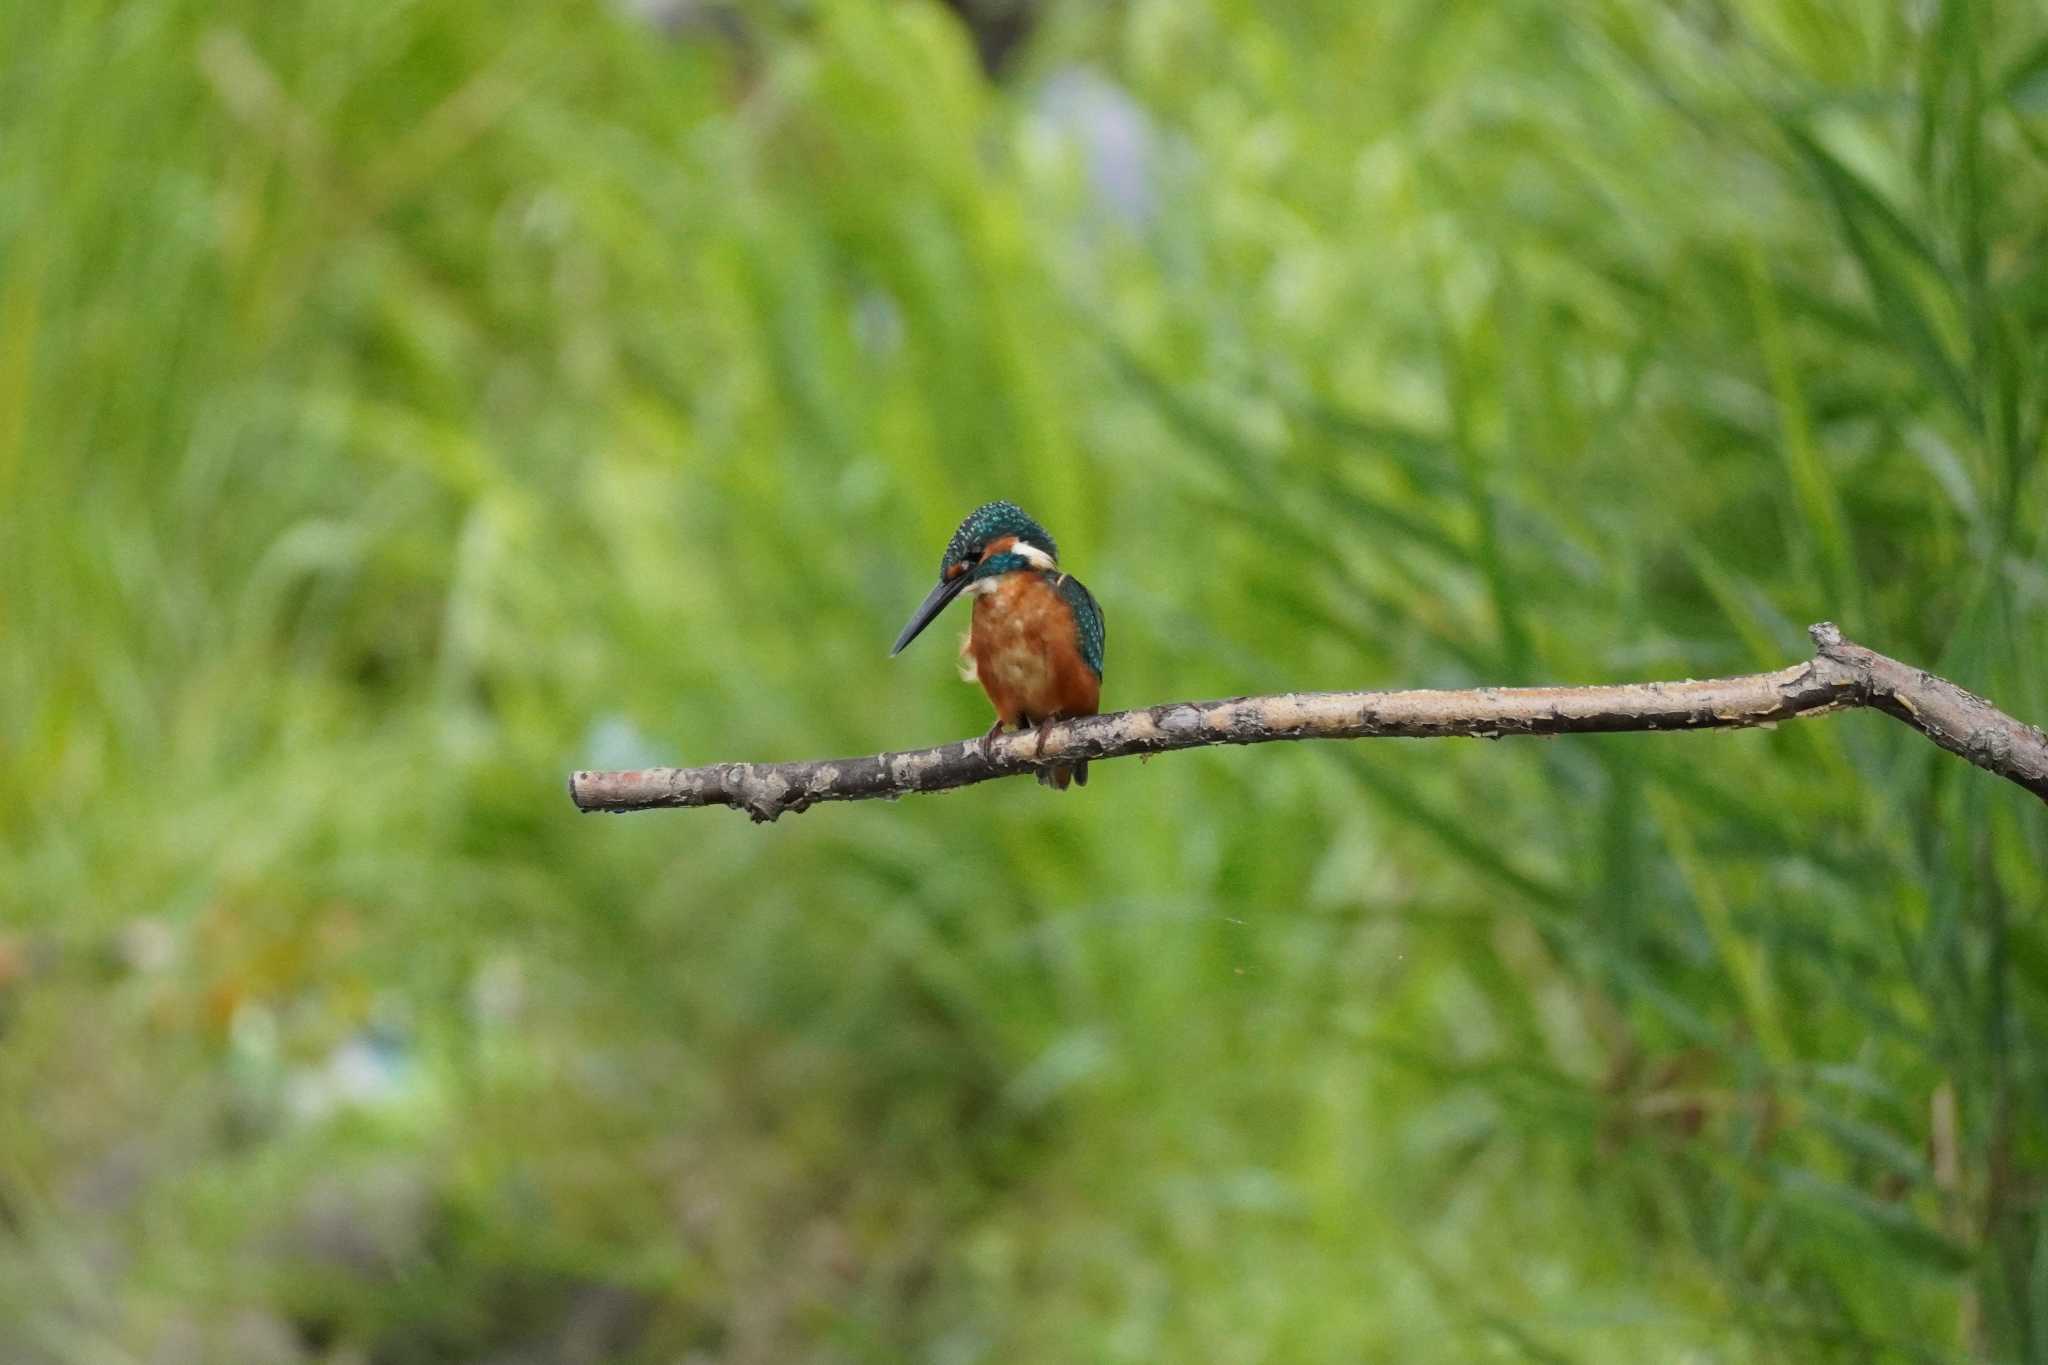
977,719 -> 1006,764
1033,716 -> 1056,760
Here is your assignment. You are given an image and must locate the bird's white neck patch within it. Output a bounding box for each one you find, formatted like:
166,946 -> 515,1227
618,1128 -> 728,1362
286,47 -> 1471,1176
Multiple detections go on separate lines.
968,540 -> 1056,596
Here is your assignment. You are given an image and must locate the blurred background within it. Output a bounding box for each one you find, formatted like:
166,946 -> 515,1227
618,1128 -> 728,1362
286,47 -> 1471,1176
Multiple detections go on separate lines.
4,0 -> 2047,1360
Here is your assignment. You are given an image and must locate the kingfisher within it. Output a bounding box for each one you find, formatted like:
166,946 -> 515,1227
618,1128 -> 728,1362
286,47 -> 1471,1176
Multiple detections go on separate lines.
891,500 -> 1106,789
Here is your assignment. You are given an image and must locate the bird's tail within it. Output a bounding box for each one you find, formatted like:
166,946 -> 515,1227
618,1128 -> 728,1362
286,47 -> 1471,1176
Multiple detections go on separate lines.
1037,760 -> 1088,790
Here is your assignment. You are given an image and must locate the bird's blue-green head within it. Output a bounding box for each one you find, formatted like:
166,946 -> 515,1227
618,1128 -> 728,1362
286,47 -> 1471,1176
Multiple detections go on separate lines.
891,500 -> 1059,656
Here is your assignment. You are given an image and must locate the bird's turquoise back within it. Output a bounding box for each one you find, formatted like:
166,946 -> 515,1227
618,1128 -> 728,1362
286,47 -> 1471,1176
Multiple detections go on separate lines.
1055,574 -> 1105,679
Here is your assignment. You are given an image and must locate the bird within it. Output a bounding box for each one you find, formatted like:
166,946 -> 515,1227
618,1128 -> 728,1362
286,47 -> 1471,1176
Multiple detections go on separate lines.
891,500 -> 1105,789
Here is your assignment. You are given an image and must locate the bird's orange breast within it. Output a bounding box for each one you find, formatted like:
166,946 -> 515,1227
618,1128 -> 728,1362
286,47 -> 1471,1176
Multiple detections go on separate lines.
967,572 -> 1101,730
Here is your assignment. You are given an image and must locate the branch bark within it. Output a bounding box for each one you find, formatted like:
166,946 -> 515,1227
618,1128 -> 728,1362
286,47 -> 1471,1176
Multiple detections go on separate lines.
569,622 -> 2048,821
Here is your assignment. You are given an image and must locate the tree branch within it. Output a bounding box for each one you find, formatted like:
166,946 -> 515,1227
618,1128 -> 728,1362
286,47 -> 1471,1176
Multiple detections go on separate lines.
569,622 -> 2048,821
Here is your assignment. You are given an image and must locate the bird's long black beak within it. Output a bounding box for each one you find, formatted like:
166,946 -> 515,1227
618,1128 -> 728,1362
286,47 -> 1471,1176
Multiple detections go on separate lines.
891,574 -> 967,656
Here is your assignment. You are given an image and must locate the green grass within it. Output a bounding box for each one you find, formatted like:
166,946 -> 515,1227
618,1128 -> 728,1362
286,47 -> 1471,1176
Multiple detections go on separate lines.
3,0 -> 2047,1359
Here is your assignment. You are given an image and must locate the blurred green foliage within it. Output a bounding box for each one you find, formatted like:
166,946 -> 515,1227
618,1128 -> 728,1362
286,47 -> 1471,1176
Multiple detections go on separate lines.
3,0 -> 2047,1360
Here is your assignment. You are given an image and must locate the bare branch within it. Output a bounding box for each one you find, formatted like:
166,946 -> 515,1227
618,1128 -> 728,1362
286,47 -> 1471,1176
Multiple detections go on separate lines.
568,623 -> 2048,821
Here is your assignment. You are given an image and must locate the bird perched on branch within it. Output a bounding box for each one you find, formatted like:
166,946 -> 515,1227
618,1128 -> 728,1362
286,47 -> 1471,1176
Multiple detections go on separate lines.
891,500 -> 1105,789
